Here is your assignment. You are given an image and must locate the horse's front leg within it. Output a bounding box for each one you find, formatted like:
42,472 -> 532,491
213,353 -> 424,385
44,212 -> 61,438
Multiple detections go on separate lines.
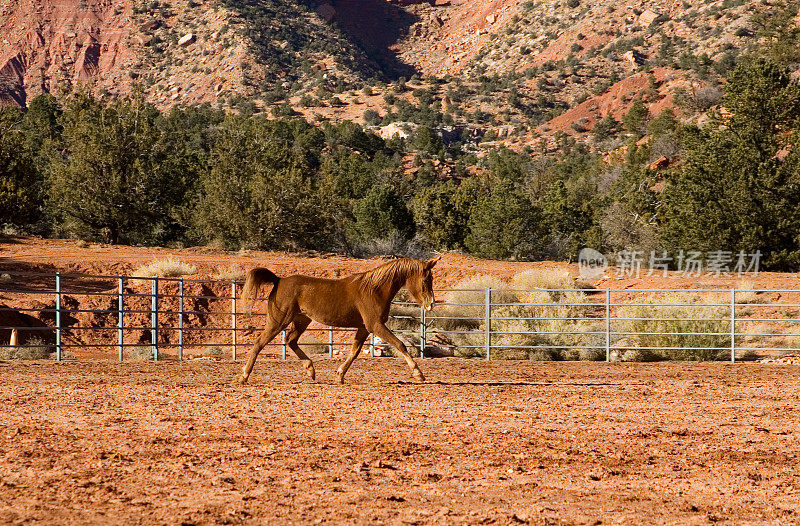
370,323 -> 425,382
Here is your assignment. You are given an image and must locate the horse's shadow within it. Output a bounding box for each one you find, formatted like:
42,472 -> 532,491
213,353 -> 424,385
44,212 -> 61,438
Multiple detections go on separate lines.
393,380 -> 641,387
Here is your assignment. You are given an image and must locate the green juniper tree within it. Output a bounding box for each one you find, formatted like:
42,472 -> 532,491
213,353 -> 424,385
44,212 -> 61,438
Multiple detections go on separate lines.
47,92 -> 187,244
194,116 -> 341,251
410,180 -> 471,250
465,178 -> 545,260
0,106 -> 40,228
751,0 -> 800,66
347,184 -> 415,248
662,58 -> 800,269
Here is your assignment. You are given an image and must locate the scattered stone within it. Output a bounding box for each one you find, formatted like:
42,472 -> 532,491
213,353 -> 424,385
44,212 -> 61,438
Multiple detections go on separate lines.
373,460 -> 397,470
621,49 -> 645,67
639,9 -> 662,26
377,122 -> 415,140
648,155 -> 669,171
178,33 -> 196,46
140,20 -> 161,32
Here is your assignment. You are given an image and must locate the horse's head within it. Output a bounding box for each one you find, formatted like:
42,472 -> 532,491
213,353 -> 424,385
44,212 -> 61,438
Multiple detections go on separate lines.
407,256 -> 440,311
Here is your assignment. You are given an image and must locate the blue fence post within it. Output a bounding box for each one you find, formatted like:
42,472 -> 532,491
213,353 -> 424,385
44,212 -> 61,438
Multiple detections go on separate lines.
605,289 -> 611,362
178,278 -> 184,361
118,276 -> 124,361
151,277 -> 159,361
55,272 -> 62,361
231,281 -> 237,361
730,288 -> 736,364
485,287 -> 491,361
281,330 -> 287,360
328,326 -> 334,358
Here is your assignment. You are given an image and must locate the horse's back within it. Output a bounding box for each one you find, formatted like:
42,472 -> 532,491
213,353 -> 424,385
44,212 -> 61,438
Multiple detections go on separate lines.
276,274 -> 364,327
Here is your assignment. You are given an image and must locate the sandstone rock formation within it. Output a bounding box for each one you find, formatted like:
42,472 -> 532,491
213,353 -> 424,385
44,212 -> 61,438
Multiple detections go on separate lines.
0,0 -> 134,106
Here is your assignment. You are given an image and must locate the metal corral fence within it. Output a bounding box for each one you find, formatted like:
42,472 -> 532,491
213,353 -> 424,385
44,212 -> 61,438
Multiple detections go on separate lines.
0,270 -> 798,362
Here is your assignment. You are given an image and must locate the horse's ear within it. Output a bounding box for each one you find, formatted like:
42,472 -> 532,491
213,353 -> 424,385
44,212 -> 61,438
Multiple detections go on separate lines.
426,254 -> 442,268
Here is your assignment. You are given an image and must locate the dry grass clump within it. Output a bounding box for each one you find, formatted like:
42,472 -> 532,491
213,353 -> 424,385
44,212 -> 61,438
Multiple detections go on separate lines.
778,322 -> 800,344
133,258 -> 197,278
0,337 -> 52,360
297,338 -> 332,355
438,272 -> 602,360
742,322 -> 775,345
439,275 -> 512,357
127,345 -> 156,361
204,345 -> 225,357
510,269 -> 575,293
735,279 -> 763,305
442,275 -> 512,325
492,287 -> 601,359
213,264 -> 246,281
615,293 -> 730,361
742,322 -> 800,356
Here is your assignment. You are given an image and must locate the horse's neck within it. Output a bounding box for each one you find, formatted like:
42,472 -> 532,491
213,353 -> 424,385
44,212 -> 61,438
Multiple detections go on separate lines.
380,273 -> 408,301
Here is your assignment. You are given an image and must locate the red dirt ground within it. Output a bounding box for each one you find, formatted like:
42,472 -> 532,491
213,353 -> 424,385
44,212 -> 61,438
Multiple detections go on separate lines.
2,235 -> 797,291
1,359 -> 799,525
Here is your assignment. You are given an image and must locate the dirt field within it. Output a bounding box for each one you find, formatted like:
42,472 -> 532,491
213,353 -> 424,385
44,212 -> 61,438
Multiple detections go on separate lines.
1,359 -> 799,525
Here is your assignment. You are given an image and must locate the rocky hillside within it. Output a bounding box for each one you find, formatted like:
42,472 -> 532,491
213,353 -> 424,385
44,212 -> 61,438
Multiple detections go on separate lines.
0,0 -> 136,106
0,0 -> 773,148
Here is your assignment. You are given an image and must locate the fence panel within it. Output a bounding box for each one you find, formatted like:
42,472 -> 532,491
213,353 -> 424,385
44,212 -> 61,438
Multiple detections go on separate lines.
0,270 -> 798,363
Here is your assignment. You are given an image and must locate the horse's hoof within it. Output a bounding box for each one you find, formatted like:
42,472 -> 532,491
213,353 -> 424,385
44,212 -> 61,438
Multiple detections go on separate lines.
413,369 -> 426,382
238,376 -> 249,385
337,375 -> 345,385
308,369 -> 316,382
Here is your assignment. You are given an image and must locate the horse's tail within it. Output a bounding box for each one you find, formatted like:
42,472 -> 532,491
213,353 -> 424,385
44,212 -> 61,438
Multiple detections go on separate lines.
242,268 -> 280,314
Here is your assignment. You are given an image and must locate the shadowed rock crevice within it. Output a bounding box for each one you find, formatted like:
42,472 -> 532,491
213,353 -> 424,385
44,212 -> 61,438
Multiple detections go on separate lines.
327,0 -> 420,79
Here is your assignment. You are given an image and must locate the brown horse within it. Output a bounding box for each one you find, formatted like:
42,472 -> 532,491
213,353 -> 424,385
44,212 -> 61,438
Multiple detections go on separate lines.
239,256 -> 440,384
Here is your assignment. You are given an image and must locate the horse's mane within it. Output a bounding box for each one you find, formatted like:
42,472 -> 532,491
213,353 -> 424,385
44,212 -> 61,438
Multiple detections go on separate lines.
357,258 -> 423,291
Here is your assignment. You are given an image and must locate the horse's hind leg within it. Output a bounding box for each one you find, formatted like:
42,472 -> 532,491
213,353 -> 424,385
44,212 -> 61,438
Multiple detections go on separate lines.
370,323 -> 425,382
336,327 -> 369,384
286,315 -> 315,381
240,317 -> 285,384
